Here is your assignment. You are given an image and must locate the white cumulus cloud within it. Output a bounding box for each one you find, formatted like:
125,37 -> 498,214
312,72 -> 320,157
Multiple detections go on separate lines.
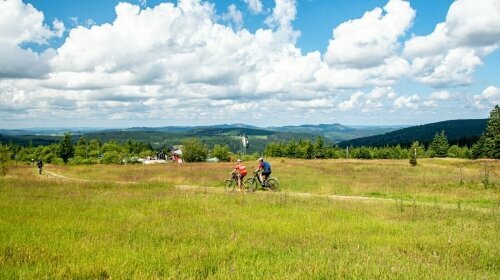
264,0 -> 299,43
473,86 -> 500,109
404,0 -> 500,87
394,94 -> 420,109
244,0 -> 264,14
429,91 -> 452,100
222,4 -> 243,30
0,0 -> 497,127
338,92 -> 363,111
324,0 -> 415,68
0,0 -> 65,79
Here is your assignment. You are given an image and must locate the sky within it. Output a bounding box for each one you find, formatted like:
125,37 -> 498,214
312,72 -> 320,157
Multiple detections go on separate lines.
0,0 -> 499,128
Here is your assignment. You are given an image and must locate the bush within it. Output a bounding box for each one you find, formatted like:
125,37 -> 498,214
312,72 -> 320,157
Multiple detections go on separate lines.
101,151 -> 122,164
447,145 -> 462,158
212,144 -> 231,162
354,147 -> 372,159
373,147 -> 392,159
70,156 -> 97,165
182,138 -> 208,162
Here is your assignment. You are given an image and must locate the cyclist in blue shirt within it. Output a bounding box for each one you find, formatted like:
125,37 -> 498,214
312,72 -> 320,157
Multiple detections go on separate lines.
255,157 -> 271,188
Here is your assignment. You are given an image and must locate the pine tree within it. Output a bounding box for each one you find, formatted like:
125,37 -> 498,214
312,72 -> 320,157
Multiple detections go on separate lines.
314,136 -> 325,158
472,105 -> 500,159
429,130 -> 449,157
484,105 -> 499,158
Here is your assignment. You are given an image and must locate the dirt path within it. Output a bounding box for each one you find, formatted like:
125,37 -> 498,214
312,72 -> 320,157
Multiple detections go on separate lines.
175,185 -> 495,213
44,171 -> 495,213
44,170 -> 138,185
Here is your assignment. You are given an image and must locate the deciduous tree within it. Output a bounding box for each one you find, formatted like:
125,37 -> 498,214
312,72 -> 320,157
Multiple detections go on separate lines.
0,143 -> 11,175
182,138 -> 208,162
58,132 -> 74,164
212,144 -> 231,162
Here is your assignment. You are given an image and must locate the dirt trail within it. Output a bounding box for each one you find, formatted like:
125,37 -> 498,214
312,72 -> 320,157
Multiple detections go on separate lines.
175,185 -> 495,213
44,171 -> 495,213
44,170 -> 138,185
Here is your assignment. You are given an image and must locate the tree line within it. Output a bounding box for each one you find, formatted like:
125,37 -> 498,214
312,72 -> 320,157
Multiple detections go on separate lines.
0,134 -> 240,170
0,106 -> 498,174
264,106 -> 499,160
1,135 -> 157,165
263,134 -> 472,160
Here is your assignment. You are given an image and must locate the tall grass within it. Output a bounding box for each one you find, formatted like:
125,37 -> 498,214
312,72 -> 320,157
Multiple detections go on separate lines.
46,158 -> 499,207
0,161 -> 499,278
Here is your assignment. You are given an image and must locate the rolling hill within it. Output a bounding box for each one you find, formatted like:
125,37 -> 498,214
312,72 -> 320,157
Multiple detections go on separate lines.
1,119 -> 487,151
268,123 -> 403,142
0,134 -> 60,146
81,128 -> 326,153
338,119 -> 487,148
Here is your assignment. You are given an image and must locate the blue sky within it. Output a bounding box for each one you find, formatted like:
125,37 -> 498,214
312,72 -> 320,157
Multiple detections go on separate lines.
0,0 -> 499,128
25,0 -> 455,52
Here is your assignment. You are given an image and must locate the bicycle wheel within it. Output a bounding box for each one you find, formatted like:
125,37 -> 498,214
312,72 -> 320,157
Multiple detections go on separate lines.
224,179 -> 235,192
267,178 -> 279,191
244,178 -> 258,192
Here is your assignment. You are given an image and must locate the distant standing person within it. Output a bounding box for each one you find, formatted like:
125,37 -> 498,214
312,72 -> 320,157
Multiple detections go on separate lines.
255,157 -> 271,188
36,160 -> 43,175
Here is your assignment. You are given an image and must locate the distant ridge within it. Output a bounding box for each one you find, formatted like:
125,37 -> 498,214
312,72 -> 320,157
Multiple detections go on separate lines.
338,119 -> 487,148
106,124 -> 260,133
267,123 -> 402,142
1,120 -> 485,149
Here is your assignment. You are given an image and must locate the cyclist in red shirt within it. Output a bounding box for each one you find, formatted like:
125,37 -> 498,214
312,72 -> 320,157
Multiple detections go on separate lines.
229,159 -> 247,191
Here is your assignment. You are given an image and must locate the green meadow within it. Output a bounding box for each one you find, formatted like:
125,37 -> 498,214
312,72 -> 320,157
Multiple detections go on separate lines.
0,159 -> 498,279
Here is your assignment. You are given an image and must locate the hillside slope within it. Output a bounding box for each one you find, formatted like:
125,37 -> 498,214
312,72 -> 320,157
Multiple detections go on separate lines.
81,128 -> 324,153
338,119 -> 487,147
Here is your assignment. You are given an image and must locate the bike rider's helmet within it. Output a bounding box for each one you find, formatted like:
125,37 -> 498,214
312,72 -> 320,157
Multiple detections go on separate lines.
258,157 -> 264,162
237,159 -> 242,162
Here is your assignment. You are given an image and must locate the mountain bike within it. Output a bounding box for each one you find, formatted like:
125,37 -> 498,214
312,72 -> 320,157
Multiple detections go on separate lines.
244,171 -> 279,192
224,173 -> 247,192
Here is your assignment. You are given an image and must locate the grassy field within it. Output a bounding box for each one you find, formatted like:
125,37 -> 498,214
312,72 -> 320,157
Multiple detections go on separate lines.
0,159 -> 498,279
48,158 -> 498,207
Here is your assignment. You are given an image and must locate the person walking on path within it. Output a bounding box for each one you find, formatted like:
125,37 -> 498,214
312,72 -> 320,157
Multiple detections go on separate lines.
36,160 -> 43,175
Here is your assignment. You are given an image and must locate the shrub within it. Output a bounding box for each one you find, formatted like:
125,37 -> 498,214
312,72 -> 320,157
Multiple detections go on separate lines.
182,138 -> 208,162
354,147 -> 372,159
212,144 -> 231,162
70,156 -> 97,165
101,151 -> 122,164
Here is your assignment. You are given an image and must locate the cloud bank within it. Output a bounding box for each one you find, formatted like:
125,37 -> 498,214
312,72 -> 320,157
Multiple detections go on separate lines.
0,0 -> 498,127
